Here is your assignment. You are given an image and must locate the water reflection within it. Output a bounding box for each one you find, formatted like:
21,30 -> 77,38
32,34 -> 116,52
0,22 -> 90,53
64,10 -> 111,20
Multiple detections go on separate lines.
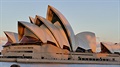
0,62 -> 119,67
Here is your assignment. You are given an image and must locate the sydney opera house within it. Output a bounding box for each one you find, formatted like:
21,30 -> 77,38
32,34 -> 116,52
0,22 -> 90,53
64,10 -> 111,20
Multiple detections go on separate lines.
1,5 -> 120,62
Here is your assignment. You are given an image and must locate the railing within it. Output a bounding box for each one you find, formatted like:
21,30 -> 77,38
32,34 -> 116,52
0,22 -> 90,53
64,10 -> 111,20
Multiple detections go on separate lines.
0,54 -> 119,62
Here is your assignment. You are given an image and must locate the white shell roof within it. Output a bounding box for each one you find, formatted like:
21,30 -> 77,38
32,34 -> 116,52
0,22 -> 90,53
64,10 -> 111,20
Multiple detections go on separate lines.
54,21 -> 70,48
18,21 -> 47,43
102,42 -> 120,53
40,24 -> 58,45
75,32 -> 96,52
37,16 -> 71,49
29,16 -> 35,23
46,5 -> 75,51
24,28 -> 39,40
30,15 -> 59,47
4,31 -> 19,43
29,16 -> 38,24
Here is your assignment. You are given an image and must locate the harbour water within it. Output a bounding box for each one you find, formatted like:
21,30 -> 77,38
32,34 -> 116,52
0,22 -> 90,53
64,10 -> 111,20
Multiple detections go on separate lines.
0,62 -> 119,67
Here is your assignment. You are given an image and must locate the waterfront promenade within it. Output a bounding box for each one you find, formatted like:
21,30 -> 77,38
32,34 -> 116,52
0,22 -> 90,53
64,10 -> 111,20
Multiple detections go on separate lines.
0,57 -> 119,65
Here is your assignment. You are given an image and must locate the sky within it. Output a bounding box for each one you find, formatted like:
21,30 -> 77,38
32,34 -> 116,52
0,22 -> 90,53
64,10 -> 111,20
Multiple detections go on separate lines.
0,0 -> 120,50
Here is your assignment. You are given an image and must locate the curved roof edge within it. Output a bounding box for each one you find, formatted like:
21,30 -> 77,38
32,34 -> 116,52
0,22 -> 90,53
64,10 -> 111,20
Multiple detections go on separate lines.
37,15 -> 71,50
29,16 -> 38,24
36,15 -> 62,48
100,42 -> 112,53
46,5 -> 75,51
18,21 -> 47,43
29,16 -> 35,23
75,32 -> 96,52
29,15 -> 61,48
4,31 -> 18,43
101,42 -> 120,53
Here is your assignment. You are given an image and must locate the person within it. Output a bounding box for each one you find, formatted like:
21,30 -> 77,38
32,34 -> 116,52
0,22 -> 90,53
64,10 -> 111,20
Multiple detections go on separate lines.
10,64 -> 20,67
23,54 -> 24,58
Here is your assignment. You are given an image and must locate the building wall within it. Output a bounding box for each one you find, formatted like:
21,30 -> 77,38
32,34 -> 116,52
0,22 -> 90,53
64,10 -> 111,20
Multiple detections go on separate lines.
70,52 -> 120,61
40,44 -> 69,60
1,44 -> 119,62
1,44 -> 69,60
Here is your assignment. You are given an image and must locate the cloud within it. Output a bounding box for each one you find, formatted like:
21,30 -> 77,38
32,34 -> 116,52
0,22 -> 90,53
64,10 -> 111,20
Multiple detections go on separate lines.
0,36 -> 7,45
0,36 -> 7,41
